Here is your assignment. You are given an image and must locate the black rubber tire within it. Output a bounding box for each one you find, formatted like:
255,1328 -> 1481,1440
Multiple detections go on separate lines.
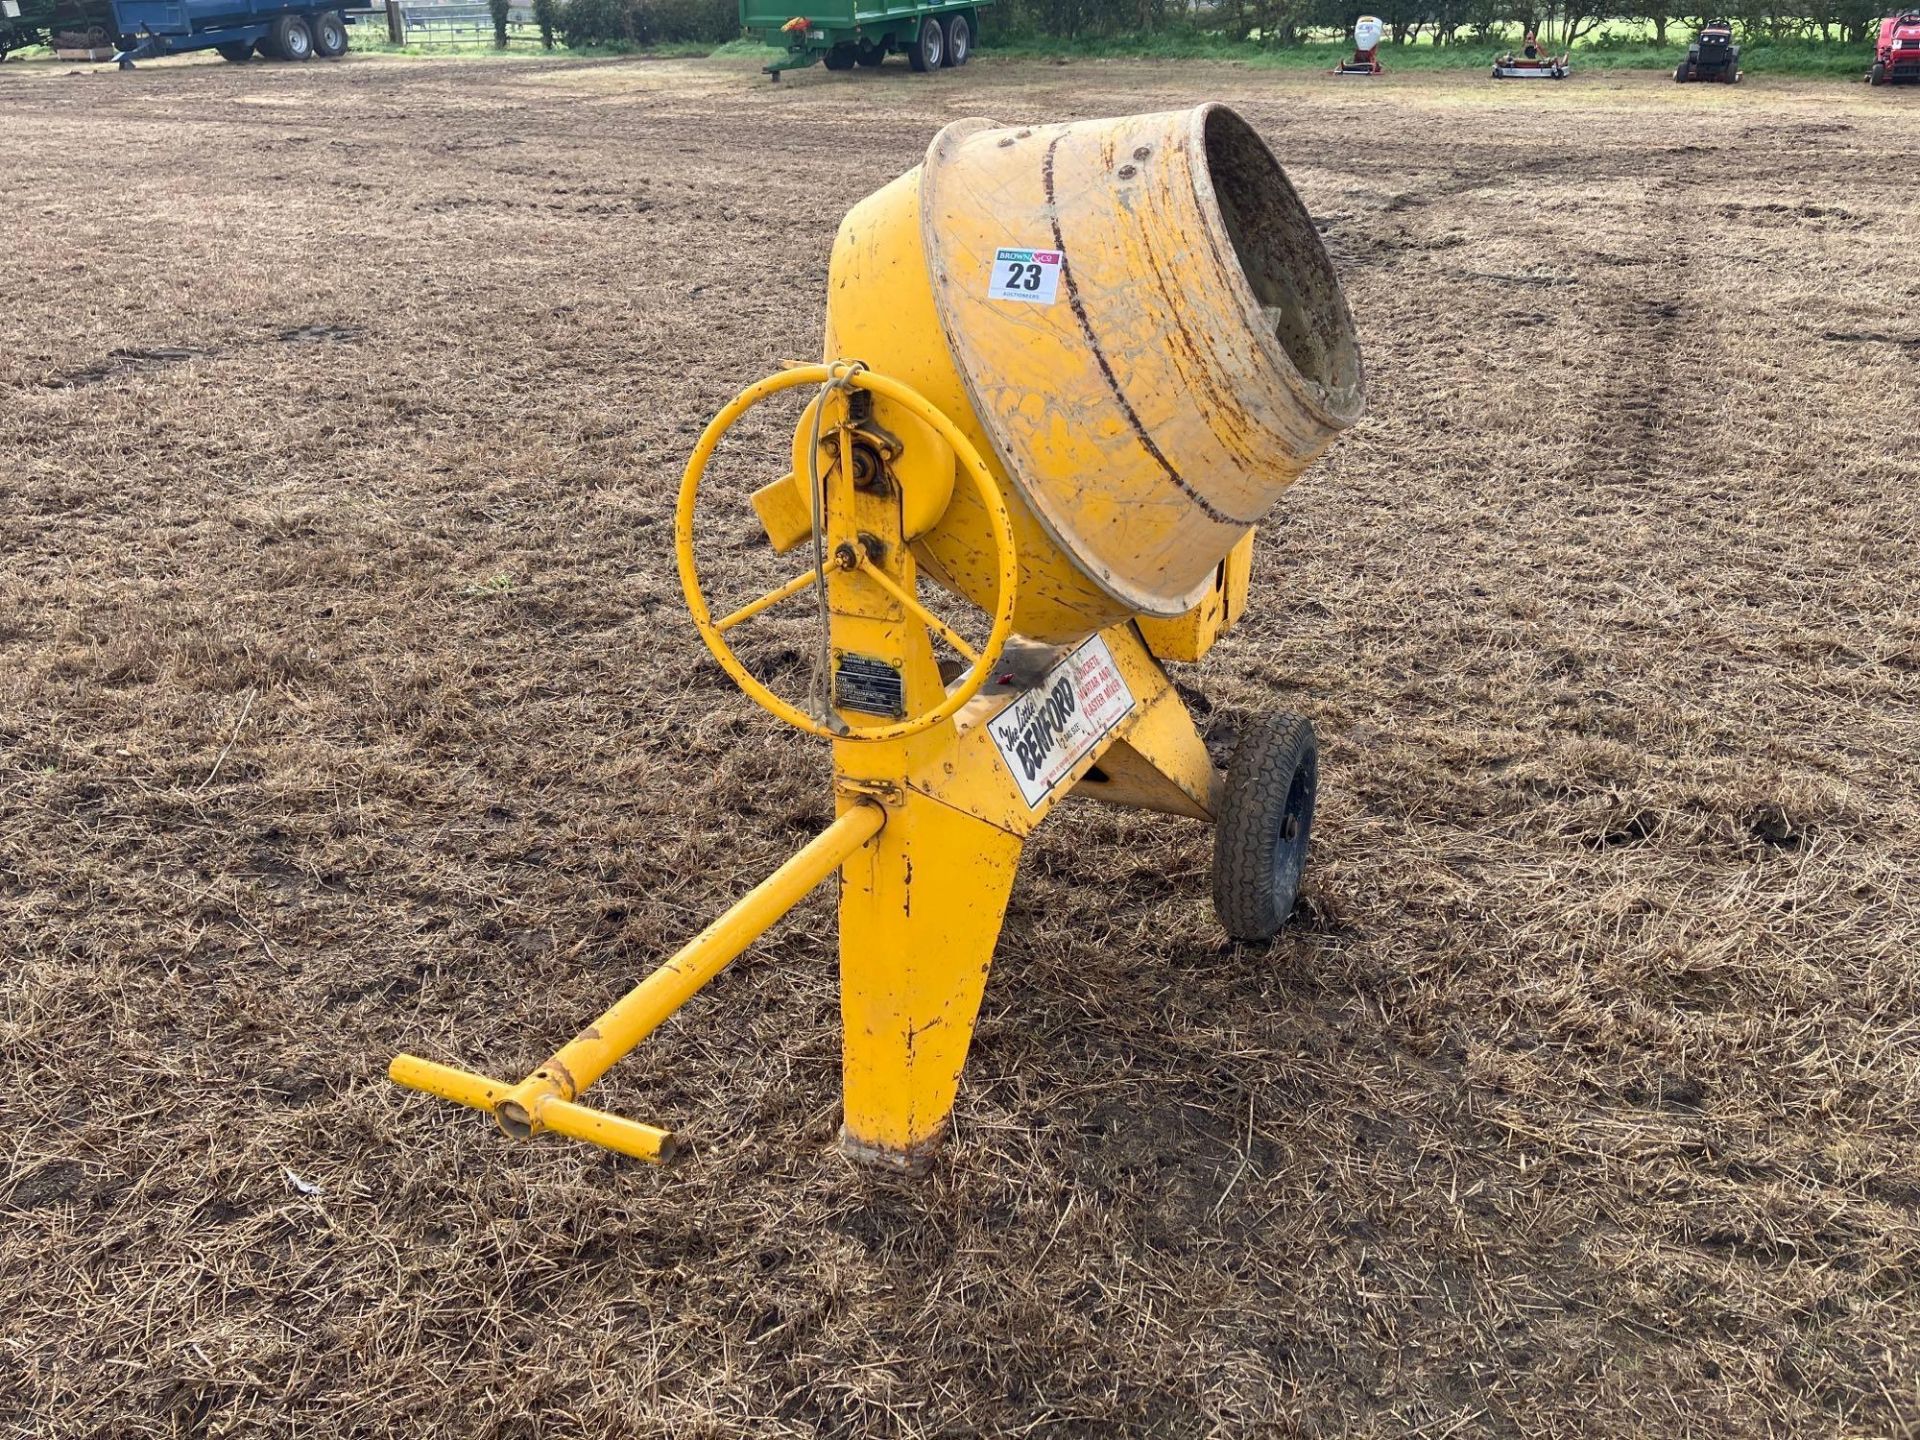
823,44 -> 855,69
311,10 -> 348,57
1212,711 -> 1318,942
908,15 -> 942,71
216,40 -> 253,60
255,35 -> 277,56
856,42 -> 885,65
1674,60 -> 1688,81
1870,61 -> 1886,85
943,11 -> 969,65
271,13 -> 312,60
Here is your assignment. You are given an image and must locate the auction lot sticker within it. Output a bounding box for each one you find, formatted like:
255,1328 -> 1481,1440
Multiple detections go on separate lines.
988,636 -> 1135,808
987,247 -> 1063,305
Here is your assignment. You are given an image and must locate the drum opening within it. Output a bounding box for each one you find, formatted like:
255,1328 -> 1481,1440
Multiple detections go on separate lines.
1201,106 -> 1363,424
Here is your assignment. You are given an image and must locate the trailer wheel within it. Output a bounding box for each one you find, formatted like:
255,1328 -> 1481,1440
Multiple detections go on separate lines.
908,14 -> 942,71
312,10 -> 348,57
1212,711 -> 1318,943
216,40 -> 253,60
856,40 -> 885,64
943,11 -> 969,65
823,43 -> 855,69
271,13 -> 313,59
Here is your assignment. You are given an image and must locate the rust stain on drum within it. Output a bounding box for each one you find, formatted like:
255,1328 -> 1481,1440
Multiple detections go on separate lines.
1042,135 -> 1257,529
1136,237 -> 1271,478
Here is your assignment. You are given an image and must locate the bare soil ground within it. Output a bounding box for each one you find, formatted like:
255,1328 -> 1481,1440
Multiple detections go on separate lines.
4,50 -> 1919,1439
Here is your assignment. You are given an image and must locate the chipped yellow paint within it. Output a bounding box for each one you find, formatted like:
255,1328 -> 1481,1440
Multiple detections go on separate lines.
824,164 -> 1116,644
828,104 -> 1362,640
1136,531 -> 1257,664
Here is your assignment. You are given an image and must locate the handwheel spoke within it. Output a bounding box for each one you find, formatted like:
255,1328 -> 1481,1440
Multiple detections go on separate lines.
715,567 -> 821,634
676,362 -> 1017,743
853,559 -> 979,664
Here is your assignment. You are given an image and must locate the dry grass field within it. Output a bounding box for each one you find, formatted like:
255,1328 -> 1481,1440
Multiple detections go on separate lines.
3,48 -> 1919,1439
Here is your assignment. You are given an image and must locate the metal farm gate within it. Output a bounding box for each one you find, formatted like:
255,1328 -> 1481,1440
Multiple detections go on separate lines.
380,0 -> 541,43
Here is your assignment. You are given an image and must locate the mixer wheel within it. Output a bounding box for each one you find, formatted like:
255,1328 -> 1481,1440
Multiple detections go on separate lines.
1212,710 -> 1318,942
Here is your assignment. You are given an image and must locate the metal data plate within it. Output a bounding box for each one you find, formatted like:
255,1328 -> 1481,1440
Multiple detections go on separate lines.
835,654 -> 905,718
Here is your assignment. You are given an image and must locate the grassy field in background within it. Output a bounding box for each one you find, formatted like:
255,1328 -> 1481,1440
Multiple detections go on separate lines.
709,28 -> 1876,77
353,30 -> 1866,77
378,31 -> 1873,76
0,18 -> 1873,75
985,29 -> 1874,76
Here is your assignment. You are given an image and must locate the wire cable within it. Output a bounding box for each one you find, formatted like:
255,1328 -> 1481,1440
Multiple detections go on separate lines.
804,361 -> 866,733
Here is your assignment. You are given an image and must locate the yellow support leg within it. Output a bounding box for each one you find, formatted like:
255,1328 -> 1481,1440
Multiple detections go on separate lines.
832,624 -> 1223,1172
836,787 -> 1024,1170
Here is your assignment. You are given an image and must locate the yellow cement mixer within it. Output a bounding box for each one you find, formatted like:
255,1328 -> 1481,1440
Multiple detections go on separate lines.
391,103 -> 1364,1172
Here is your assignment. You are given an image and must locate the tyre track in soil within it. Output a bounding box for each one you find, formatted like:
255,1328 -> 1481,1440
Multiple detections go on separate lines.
2,54 -> 940,152
2,62 -> 928,253
1567,175 -> 1713,498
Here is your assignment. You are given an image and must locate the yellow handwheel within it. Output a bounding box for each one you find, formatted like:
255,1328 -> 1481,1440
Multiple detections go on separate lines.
674,362 -> 1019,742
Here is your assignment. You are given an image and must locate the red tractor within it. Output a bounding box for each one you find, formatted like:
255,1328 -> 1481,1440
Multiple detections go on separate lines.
1674,18 -> 1741,82
1869,10 -> 1920,84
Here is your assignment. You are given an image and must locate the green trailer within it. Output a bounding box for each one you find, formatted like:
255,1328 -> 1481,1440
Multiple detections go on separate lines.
740,0 -> 986,78
0,0 -> 57,58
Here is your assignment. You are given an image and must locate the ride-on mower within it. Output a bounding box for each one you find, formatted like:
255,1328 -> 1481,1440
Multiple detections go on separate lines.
1675,18 -> 1741,82
1869,10 -> 1920,83
1492,34 -> 1570,78
1332,14 -> 1385,74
